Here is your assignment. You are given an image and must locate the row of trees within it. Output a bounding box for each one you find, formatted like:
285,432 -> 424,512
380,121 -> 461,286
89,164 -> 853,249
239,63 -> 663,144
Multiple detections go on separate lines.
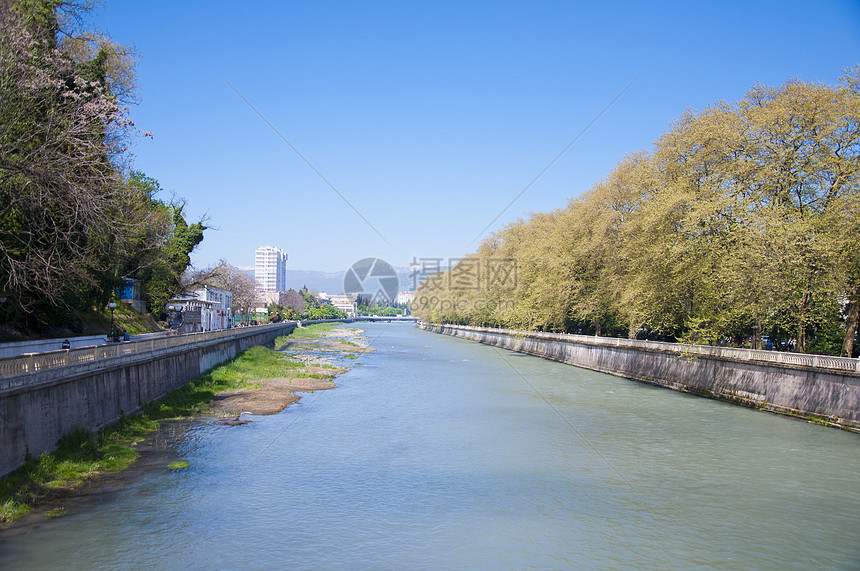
0,1 -> 205,332
354,293 -> 405,316
269,288 -> 347,321
413,72 -> 860,356
185,268 -> 354,323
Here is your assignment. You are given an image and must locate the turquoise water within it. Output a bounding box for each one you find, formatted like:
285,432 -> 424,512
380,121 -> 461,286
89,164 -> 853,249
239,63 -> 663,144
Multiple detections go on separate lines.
1,322 -> 858,569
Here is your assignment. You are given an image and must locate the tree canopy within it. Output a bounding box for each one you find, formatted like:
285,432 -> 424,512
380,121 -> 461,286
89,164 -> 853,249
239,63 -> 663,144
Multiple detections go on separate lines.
0,1 -> 205,331
184,260 -> 257,314
413,71 -> 860,356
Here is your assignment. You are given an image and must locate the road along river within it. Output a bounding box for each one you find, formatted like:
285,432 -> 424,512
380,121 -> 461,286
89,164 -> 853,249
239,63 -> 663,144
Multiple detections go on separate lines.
1,322 -> 858,569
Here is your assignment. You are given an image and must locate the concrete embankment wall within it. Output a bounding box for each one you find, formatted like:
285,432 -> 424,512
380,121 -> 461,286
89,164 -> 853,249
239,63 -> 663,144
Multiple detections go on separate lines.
0,323 -> 297,477
421,323 -> 860,431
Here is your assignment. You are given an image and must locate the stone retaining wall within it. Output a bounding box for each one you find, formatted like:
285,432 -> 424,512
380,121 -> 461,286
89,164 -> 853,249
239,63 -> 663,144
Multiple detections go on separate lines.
0,323 -> 297,477
421,323 -> 860,432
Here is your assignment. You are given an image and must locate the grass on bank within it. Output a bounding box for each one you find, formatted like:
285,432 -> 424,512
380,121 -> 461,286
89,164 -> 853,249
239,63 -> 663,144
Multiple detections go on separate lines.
107,303 -> 165,336
282,322 -> 341,342
142,344 -> 307,419
0,415 -> 156,523
0,330 -> 334,525
276,323 -> 365,355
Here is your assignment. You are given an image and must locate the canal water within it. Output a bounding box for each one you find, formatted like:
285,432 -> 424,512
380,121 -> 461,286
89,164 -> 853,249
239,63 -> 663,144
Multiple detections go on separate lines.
1,323 -> 858,569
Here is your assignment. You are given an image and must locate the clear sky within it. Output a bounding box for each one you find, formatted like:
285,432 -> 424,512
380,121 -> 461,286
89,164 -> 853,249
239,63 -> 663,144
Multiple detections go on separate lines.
92,0 -> 860,273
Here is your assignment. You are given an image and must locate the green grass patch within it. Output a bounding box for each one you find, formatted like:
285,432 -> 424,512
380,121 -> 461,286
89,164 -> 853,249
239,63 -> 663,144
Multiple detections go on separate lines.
0,424 -> 146,525
142,345 -> 304,420
45,507 -> 67,519
276,323 -> 341,345
110,303 -> 165,336
98,444 -> 139,472
167,461 -> 190,470
0,499 -> 31,522
100,414 -> 159,445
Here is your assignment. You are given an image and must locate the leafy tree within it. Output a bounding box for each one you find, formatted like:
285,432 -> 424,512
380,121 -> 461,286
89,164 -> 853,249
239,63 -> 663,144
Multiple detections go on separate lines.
0,1 -> 154,329
308,304 -> 346,320
415,71 -> 860,356
119,173 -> 204,318
266,302 -> 295,322
184,259 -> 255,314
281,289 -> 308,317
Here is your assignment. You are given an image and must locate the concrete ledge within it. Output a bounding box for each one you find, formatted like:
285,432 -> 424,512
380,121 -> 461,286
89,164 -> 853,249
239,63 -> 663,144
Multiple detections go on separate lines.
0,322 -> 297,477
421,322 -> 860,432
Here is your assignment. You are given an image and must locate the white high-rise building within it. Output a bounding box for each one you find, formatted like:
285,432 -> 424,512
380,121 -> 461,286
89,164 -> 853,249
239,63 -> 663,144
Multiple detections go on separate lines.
255,246 -> 288,292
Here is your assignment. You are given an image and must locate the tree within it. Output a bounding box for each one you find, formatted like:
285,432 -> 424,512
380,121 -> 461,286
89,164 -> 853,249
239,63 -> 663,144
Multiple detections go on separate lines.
308,304 -> 347,320
0,1 -> 152,327
567,152 -> 658,338
281,289 -> 308,317
414,72 -> 860,356
184,260 -> 257,314
128,197 -> 204,318
267,302 -> 295,322
649,73 -> 860,350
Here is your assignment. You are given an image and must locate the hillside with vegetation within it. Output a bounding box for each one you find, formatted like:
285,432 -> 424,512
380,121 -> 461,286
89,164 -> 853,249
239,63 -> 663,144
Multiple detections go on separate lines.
414,72 -> 860,357
0,1 -> 205,338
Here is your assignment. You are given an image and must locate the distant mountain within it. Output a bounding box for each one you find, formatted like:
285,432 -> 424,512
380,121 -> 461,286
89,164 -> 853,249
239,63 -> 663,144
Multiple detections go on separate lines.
287,268 -> 417,294
287,270 -> 347,294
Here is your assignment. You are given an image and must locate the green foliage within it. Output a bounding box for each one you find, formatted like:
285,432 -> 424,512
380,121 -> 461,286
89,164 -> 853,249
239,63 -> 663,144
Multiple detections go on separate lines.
142,204 -> 206,318
267,303 -> 296,322
141,345 -> 303,419
0,3 -> 205,334
308,304 -> 348,320
357,304 -> 403,316
119,172 -> 206,319
414,72 -> 860,356
0,420 -> 149,524
275,288 -> 344,320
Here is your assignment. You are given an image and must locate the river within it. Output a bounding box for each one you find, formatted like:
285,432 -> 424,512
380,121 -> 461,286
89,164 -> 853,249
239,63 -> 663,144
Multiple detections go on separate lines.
1,322 -> 858,569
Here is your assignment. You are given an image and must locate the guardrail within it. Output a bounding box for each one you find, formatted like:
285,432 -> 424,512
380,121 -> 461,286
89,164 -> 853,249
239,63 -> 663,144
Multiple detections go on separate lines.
0,323 -> 295,381
429,323 -> 860,373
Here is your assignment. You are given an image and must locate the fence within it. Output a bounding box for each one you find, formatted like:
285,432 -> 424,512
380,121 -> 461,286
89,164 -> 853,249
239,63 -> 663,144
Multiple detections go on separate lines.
0,323 -> 291,388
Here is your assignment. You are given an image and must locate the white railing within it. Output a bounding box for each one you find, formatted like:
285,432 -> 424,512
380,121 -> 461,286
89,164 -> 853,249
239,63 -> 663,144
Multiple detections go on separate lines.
0,323 -> 297,384
431,323 -> 860,373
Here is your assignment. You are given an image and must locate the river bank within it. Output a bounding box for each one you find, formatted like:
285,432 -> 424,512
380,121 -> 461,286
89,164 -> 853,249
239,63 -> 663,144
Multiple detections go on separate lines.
210,325 -> 372,420
420,322 -> 860,431
0,323 -> 370,530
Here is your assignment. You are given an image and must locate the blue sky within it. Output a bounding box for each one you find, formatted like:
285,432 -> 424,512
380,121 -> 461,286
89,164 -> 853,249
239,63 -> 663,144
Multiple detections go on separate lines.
93,0 -> 860,273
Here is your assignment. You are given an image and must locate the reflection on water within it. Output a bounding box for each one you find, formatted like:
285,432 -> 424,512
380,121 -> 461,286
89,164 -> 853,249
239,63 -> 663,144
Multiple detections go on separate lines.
1,323 -> 858,569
